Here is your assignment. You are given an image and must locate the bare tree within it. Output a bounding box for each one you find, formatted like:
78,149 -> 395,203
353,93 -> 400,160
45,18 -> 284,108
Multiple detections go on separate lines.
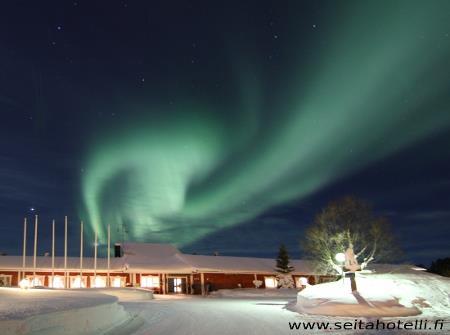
302,196 -> 401,275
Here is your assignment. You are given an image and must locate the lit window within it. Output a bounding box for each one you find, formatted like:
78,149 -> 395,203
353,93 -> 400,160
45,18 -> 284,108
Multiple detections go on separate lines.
141,275 -> 160,288
27,276 -> 44,287
111,276 -> 124,288
173,278 -> 183,292
91,276 -> 107,288
49,275 -> 65,288
264,276 -> 278,288
70,276 -> 86,288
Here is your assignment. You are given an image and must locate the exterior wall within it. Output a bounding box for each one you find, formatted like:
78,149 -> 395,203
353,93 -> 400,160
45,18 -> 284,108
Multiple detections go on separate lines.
0,271 -> 19,286
204,273 -> 268,291
0,268 -> 335,291
317,275 -> 337,284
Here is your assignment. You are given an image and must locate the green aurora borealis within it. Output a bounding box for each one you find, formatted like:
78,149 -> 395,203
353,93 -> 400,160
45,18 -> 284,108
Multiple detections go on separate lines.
82,2 -> 450,246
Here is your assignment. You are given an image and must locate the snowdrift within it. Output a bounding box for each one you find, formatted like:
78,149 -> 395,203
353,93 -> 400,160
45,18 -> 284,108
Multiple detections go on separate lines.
0,288 -> 131,335
211,288 -> 298,298
296,269 -> 450,317
80,287 -> 154,301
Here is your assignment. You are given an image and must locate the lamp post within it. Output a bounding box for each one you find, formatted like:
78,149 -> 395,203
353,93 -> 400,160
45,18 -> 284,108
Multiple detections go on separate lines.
335,252 -> 346,284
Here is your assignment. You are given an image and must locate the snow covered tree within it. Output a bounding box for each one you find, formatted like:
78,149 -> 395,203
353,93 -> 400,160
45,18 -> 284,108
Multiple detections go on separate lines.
301,196 -> 402,275
276,274 -> 295,288
275,244 -> 295,288
252,279 -> 263,288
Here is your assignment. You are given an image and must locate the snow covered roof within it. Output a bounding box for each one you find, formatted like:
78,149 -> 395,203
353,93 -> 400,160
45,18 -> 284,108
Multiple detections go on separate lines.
179,254 -> 319,275
121,243 -> 322,274
0,243 -> 328,274
122,243 -> 193,273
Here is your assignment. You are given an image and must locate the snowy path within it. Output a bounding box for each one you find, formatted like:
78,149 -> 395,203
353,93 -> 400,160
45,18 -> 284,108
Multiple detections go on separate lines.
118,296 -> 301,335
115,295 -> 449,335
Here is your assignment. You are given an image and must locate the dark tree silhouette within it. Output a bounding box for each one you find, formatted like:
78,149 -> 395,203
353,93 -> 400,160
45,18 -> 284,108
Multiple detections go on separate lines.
428,258 -> 450,277
275,244 -> 294,274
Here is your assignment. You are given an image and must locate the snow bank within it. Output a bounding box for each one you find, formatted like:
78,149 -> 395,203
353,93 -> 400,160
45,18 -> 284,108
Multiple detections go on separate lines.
80,288 -> 154,301
296,271 -> 450,317
211,288 -> 298,298
0,288 -> 131,335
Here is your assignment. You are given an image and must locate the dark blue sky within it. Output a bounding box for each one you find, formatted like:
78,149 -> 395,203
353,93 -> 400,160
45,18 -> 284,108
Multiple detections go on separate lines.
0,1 -> 449,265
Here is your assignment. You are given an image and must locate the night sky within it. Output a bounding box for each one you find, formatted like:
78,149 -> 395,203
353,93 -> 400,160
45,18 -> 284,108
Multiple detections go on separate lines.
0,1 -> 449,265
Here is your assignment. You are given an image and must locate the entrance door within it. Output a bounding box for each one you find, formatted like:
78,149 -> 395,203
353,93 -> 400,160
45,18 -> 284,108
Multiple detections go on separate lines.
167,277 -> 186,293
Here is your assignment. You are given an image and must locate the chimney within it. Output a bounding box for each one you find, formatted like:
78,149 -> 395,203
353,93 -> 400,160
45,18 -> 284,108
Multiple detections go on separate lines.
114,243 -> 122,258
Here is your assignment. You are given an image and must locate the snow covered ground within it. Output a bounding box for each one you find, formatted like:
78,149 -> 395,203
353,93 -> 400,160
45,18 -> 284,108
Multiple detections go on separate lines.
296,270 -> 450,318
115,295 -> 302,335
115,270 -> 449,335
115,293 -> 449,335
1,270 -> 448,335
0,288 -> 135,335
79,287 -> 154,301
210,288 -> 298,298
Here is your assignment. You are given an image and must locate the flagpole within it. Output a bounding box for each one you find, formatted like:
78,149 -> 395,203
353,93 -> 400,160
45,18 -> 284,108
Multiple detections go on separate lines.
22,218 -> 27,281
64,216 -> 68,288
94,230 -> 97,287
80,221 -> 83,287
51,219 -> 55,287
33,215 -> 38,284
107,224 -> 110,287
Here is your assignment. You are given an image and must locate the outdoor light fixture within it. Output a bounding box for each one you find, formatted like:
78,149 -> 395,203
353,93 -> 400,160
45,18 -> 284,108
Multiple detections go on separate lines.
335,252 -> 346,263
19,278 -> 31,289
299,277 -> 309,286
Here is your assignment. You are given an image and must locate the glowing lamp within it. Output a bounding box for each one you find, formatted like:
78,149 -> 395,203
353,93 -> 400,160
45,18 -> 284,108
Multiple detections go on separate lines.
19,278 -> 31,289
335,252 -> 346,263
299,277 -> 309,286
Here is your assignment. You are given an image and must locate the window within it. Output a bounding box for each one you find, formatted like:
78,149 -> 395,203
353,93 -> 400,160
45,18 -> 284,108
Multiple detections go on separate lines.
91,276 -> 107,288
141,275 -> 160,288
264,276 -> 278,288
70,276 -> 87,288
0,275 -> 12,287
111,276 -> 125,288
173,278 -> 183,293
49,275 -> 65,288
27,275 -> 45,287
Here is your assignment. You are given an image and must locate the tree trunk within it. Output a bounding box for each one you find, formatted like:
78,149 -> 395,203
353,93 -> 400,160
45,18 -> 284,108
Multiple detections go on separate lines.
350,274 -> 357,292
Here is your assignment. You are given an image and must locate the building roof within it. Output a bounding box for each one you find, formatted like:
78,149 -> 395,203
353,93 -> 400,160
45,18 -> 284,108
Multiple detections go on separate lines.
0,243 -> 323,275
122,243 -> 193,273
179,254 -> 318,274
121,243 -> 322,274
